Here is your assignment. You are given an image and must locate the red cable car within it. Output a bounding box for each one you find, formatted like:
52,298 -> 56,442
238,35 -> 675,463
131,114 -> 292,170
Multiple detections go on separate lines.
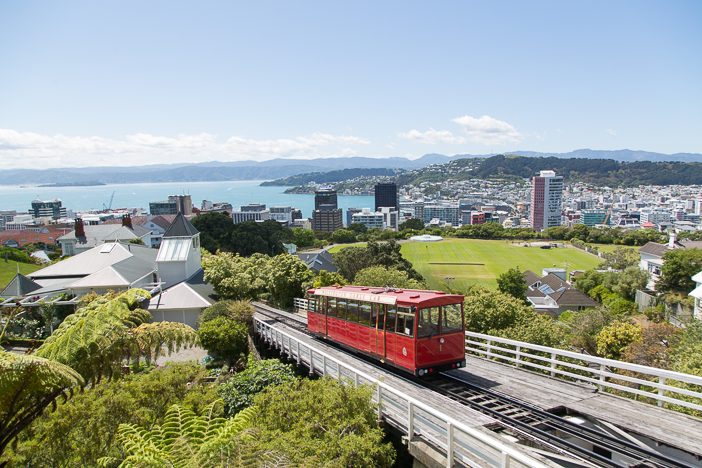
306,285 -> 466,376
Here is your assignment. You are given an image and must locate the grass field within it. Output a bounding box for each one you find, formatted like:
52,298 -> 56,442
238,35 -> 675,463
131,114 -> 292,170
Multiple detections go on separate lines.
401,239 -> 601,290
327,242 -> 366,254
590,243 -> 639,253
0,261 -> 41,291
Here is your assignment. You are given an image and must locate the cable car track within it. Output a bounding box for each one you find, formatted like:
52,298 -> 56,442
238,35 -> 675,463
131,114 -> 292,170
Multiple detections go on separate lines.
252,303 -> 690,468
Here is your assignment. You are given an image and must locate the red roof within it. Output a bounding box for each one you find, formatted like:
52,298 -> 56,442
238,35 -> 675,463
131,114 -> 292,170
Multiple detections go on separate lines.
309,285 -> 463,308
0,227 -> 67,247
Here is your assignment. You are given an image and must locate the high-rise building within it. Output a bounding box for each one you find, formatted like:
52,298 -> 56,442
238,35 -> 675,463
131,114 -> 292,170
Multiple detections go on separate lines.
346,207 -> 363,226
241,203 -> 266,212
314,187 -> 338,211
151,195 -> 193,216
374,183 -> 399,211
270,206 -> 293,224
312,187 -> 343,232
529,170 -> 563,231
30,199 -> 67,220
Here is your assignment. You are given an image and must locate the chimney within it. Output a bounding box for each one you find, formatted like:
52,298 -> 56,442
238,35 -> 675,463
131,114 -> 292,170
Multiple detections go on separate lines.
74,218 -> 85,238
668,231 -> 677,249
122,213 -> 133,229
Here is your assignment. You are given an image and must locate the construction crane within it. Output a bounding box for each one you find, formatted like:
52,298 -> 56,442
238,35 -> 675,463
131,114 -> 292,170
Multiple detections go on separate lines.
102,191 -> 116,211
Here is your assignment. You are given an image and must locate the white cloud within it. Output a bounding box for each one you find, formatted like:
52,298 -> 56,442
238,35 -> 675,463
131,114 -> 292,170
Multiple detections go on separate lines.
452,115 -> 522,145
398,128 -> 466,144
606,128 -> 617,136
0,129 -> 370,169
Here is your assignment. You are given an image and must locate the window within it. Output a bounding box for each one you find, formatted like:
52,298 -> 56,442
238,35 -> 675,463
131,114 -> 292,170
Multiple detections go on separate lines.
358,302 -> 372,326
417,307 -> 440,338
327,298 -> 337,318
337,299 -> 348,320
396,307 -> 415,337
309,298 -> 317,313
372,303 -> 385,329
386,307 -> 397,333
441,303 -> 463,333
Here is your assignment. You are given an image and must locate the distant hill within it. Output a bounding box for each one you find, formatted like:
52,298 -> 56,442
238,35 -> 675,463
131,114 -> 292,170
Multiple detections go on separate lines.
0,149 -> 699,186
260,168 -> 403,186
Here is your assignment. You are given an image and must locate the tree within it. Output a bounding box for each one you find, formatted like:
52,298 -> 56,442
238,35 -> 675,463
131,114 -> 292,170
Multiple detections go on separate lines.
559,307 -> 614,354
496,267 -> 527,302
399,218 -> 424,231
290,227 -> 316,248
330,228 -> 358,244
198,316 -> 249,366
334,246 -> 373,281
347,223 -> 368,234
622,322 -> 681,368
218,357 -> 297,416
599,247 -> 640,270
0,290 -> 197,454
354,266 -> 425,289
245,378 -> 395,467
265,254 -> 314,308
657,248 -> 702,294
199,300 -> 254,328
191,212 -> 234,253
310,270 -> 347,288
202,252 -> 270,300
596,321 -> 643,359
334,240 -> 422,282
5,363 -> 216,467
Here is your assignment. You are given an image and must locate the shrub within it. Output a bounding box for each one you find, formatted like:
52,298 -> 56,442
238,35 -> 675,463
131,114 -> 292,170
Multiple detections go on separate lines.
197,316 -> 248,365
199,300 -> 254,327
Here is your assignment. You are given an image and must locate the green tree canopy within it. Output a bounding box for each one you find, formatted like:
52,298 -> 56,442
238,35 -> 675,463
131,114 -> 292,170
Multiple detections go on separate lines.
198,316 -> 249,366
496,267 -> 527,302
657,248 -> 702,294
596,321 -> 643,359
399,218 -> 425,231
354,266 -> 425,289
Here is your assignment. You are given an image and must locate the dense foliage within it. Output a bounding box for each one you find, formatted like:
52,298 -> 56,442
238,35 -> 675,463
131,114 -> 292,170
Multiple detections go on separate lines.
354,266 -> 425,289
596,321 -> 643,360
496,267 -> 528,302
192,213 -> 292,255
218,357 -> 297,416
333,240 -> 422,282
198,316 -> 249,366
657,248 -> 702,294
5,363 -> 215,466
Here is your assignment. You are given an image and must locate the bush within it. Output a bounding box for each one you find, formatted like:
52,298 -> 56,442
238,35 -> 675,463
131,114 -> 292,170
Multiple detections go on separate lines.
197,316 -> 249,365
218,357 -> 297,416
199,300 -> 254,327
596,321 -> 643,360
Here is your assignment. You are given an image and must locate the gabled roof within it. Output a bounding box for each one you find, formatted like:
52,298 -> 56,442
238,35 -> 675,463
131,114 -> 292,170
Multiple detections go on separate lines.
297,250 -> 337,272
148,270 -> 214,311
540,273 -> 567,291
150,215 -> 177,230
522,270 -> 541,287
57,225 -> 145,249
163,212 -> 199,238
692,271 -> 702,284
639,242 -> 669,258
0,273 -> 42,298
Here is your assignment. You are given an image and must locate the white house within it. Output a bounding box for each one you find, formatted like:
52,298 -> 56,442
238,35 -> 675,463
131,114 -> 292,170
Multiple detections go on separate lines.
639,233 -> 702,291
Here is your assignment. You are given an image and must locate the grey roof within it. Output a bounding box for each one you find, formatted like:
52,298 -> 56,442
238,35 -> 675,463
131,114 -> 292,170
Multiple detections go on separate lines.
29,243 -> 156,280
298,250 -> 337,273
0,273 -> 42,298
57,225 -> 145,249
540,273 -> 567,291
163,213 -> 199,238
148,268 -> 215,310
522,270 -> 541,287
550,288 -> 598,308
185,269 -> 217,302
680,240 -> 702,250
639,242 -> 669,258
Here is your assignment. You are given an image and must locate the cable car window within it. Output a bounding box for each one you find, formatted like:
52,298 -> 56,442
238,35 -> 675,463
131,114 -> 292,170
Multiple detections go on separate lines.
441,303 -> 463,333
309,298 -> 317,313
336,299 -> 347,320
359,302 -> 372,326
396,307 -> 415,337
346,300 -> 358,322
327,298 -> 337,318
417,307 -> 440,338
386,307 -> 397,333
372,303 -> 385,329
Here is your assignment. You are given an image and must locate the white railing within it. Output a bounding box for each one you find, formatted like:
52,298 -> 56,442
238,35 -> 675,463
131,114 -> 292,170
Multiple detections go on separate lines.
292,297 -> 308,313
255,317 -> 550,468
466,331 -> 702,412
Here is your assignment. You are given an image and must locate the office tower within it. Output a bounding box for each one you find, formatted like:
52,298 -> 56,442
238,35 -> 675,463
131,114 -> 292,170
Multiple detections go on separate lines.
312,187 -> 342,232
374,182 -> 399,211
529,170 -> 563,231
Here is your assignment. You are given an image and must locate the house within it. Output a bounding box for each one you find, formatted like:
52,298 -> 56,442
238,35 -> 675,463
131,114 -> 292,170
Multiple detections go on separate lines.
57,218 -> 151,256
690,271 -> 702,320
297,249 -> 337,273
639,233 -> 702,290
2,213 -> 214,328
105,214 -> 176,248
523,269 -> 598,316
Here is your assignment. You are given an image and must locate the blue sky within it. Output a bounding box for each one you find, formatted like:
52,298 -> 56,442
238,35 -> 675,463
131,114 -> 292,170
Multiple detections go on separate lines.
0,1 -> 700,168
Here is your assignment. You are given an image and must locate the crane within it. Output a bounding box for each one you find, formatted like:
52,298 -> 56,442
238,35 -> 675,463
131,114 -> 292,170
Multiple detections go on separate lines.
102,191 -> 116,211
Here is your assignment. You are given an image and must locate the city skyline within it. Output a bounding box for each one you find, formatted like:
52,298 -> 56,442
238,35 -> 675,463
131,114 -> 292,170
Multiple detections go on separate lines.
1,1 -> 701,169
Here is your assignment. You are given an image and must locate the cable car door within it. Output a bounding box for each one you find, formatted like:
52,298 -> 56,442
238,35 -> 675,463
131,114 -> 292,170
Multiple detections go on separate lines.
373,303 -> 386,360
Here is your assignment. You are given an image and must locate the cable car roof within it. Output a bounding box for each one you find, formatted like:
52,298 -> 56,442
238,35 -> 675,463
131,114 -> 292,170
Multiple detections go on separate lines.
309,285 -> 463,307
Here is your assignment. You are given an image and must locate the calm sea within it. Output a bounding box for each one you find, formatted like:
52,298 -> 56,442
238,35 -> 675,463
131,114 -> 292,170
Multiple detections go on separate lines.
0,180 -> 375,219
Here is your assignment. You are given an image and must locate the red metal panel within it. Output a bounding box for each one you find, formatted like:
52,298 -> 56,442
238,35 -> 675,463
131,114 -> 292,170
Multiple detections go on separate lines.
415,332 -> 464,367
385,332 -> 416,371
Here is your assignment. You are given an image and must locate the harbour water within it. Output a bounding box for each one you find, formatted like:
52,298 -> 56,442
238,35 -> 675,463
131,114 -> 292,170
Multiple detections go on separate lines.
0,180 -> 375,218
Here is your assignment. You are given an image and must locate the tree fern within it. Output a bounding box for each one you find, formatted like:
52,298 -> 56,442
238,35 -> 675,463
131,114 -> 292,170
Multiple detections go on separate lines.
0,351 -> 83,454
105,403 -> 256,467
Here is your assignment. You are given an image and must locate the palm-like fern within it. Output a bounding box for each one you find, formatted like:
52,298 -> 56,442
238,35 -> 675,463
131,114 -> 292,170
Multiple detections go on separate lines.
102,402 -> 257,467
0,289 -> 198,455
0,351 -> 83,454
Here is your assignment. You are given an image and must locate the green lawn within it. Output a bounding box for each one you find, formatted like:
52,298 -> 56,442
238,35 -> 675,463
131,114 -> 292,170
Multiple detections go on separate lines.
400,239 -> 602,291
0,261 -> 41,291
327,242 -> 367,254
590,243 -> 639,253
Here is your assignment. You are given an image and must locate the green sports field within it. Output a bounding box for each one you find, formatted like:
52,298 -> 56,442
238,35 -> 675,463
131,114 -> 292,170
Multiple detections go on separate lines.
400,239 -> 601,290
0,261 -> 41,291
